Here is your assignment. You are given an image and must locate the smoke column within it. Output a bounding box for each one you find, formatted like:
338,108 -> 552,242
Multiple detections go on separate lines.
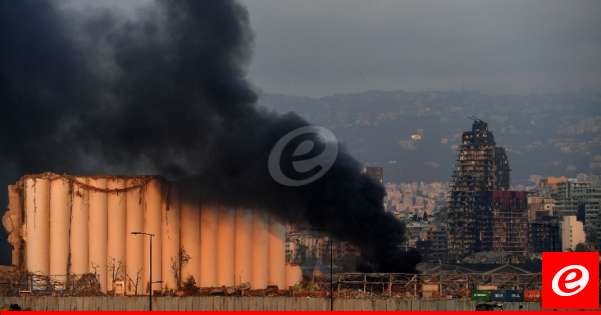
0,0 -> 419,271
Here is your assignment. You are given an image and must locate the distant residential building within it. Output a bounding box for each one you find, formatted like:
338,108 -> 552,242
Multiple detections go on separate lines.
527,196 -> 556,222
552,176 -> 601,247
363,166 -> 384,184
447,119 -> 509,260
384,182 -> 448,220
491,191 -> 529,254
583,180 -> 601,249
416,226 -> 448,262
529,214 -> 561,253
494,147 -> 511,189
411,133 -> 423,141
560,215 -> 586,251
286,227 -> 360,269
554,179 -> 594,217
405,221 -> 431,248
537,176 -> 568,196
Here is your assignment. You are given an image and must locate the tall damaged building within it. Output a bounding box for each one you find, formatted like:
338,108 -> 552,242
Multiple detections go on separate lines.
447,119 -> 510,260
491,191 -> 528,254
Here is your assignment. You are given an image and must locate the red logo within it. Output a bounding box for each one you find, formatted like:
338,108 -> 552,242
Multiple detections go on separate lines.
542,252 -> 599,309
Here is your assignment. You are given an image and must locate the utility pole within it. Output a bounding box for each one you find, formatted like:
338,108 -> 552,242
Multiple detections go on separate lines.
330,237 -> 334,311
132,232 -> 155,311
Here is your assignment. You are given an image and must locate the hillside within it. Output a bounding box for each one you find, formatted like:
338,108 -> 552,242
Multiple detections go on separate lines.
258,90 -> 601,183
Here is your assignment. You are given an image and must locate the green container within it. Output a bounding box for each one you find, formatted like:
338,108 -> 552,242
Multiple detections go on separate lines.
471,290 -> 491,302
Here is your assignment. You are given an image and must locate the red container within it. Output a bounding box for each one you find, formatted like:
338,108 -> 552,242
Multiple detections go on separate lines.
524,289 -> 541,302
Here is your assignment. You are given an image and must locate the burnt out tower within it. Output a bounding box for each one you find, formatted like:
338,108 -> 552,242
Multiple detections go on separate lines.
447,118 -> 510,260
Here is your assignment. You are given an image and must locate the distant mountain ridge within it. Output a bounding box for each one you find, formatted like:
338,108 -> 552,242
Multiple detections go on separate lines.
258,90 -> 601,184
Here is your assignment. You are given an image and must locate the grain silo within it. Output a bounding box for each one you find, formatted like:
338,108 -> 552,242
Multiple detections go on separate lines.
2,172 -> 302,294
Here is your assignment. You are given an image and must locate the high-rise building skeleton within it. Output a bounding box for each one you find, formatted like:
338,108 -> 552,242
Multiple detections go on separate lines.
447,119 -> 510,260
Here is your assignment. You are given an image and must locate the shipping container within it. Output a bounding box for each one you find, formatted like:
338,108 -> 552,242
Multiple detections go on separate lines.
471,290 -> 491,302
505,290 -> 524,302
490,290 -> 505,302
490,290 -> 524,302
477,285 -> 497,291
422,284 -> 440,292
422,284 -> 440,299
524,289 -> 541,302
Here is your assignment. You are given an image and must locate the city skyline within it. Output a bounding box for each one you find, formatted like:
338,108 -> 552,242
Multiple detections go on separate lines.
1,0 -> 600,310
259,90 -> 601,184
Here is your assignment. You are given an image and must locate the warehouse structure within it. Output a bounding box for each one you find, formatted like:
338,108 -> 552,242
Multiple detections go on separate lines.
2,173 -> 301,294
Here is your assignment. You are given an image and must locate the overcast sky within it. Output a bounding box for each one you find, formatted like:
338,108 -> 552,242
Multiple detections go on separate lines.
242,0 -> 601,97
62,0 -> 601,97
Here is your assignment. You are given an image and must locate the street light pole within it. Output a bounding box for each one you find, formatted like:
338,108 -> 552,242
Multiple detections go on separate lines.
132,232 -> 155,311
149,235 -> 153,311
329,237 -> 334,311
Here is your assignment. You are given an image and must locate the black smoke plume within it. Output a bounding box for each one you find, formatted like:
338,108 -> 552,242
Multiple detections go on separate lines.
0,0 -> 419,272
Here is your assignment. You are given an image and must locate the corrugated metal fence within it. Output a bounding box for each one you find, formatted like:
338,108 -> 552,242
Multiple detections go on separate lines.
0,297 -> 540,311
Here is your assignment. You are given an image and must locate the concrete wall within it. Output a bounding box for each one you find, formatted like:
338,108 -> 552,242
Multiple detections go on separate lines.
0,297 -> 542,311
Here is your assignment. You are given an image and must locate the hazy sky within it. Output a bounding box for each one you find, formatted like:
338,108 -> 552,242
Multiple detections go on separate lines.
242,0 -> 601,97
62,0 -> 601,97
